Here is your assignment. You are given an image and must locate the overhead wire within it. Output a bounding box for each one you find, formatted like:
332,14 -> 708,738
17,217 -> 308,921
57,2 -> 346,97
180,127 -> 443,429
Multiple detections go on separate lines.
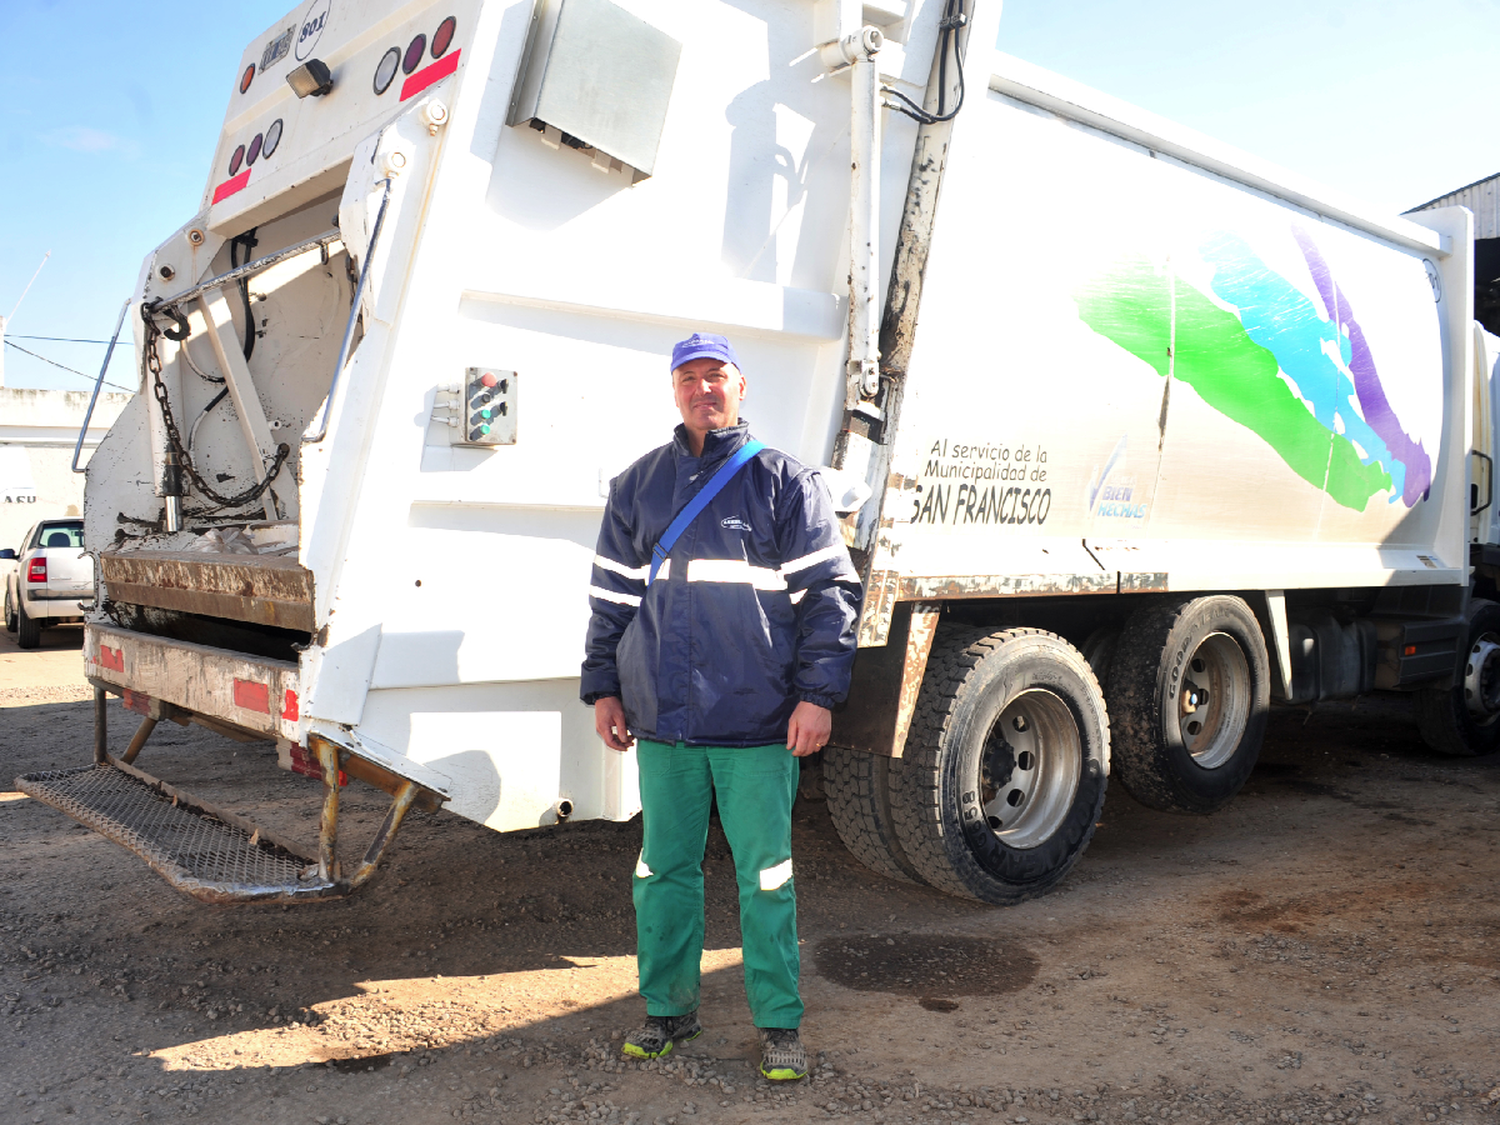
3,338 -> 137,395
9,334 -> 116,345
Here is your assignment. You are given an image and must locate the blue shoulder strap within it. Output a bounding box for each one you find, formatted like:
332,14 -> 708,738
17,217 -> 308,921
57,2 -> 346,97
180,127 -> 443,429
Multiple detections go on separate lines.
649,439 -> 764,585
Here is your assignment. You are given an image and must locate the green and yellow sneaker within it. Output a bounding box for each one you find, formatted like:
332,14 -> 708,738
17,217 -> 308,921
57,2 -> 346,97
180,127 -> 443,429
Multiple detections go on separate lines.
621,1011 -> 702,1060
758,1027 -> 807,1080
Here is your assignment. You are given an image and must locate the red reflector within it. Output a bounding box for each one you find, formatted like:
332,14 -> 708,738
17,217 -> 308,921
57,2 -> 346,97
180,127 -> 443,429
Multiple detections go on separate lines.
288,743 -> 346,786
99,646 -> 124,672
281,688 -> 299,722
233,679 -> 271,713
213,169 -> 252,204
400,48 -> 459,100
27,558 -> 46,582
431,15 -> 456,59
123,689 -> 153,716
1403,644 -> 1417,656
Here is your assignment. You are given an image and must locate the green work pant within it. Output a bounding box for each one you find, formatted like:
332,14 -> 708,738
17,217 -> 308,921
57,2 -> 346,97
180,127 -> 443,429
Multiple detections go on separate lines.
633,738 -> 802,1030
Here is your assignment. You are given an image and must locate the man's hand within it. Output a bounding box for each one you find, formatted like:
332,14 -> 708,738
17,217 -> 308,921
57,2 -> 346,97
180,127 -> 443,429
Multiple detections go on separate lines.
786,700 -> 832,758
594,696 -> 635,752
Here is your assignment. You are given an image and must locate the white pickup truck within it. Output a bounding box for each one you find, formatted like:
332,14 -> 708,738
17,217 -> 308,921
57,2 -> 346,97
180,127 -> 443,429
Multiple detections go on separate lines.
3,518 -> 94,649
16,0 -> 1500,908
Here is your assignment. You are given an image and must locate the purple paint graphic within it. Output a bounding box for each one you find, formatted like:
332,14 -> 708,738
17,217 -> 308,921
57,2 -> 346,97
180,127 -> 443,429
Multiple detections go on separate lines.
1292,227 -> 1432,505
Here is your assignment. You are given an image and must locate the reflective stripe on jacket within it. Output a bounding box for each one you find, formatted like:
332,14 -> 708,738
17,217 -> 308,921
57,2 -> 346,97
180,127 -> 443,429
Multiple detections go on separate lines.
580,421 -> 862,747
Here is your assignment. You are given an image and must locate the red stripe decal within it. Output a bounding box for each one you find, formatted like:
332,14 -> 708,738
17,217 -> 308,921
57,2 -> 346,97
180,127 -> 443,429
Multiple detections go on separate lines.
281,688 -> 299,722
123,689 -> 152,716
99,646 -> 124,672
400,49 -> 460,100
212,169 -> 252,204
233,679 -> 271,713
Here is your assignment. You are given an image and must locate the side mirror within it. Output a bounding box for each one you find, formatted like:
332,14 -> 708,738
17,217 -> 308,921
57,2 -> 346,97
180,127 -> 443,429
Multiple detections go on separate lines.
0,549 -> 16,560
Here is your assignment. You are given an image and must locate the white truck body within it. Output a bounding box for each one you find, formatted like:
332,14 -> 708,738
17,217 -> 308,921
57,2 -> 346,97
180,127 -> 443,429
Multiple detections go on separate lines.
25,0 -> 1497,903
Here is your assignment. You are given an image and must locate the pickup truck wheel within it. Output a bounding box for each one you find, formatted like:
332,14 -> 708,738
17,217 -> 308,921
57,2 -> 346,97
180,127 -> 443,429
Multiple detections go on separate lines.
824,744 -> 927,885
1416,599 -> 1500,757
1107,596 -> 1268,813
888,627 -> 1109,904
16,597 -> 41,649
3,587 -> 16,633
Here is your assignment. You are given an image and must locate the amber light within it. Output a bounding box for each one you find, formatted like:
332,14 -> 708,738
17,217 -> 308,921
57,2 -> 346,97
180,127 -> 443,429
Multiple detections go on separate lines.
431,15 -> 456,58
1403,644 -> 1418,656
239,64 -> 255,94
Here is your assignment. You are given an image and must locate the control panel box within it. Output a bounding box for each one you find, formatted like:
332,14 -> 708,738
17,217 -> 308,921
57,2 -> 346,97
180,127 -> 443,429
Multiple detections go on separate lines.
460,367 -> 517,445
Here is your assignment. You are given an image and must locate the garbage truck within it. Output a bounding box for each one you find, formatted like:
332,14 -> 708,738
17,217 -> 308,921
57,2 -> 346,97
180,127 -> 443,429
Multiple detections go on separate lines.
18,0 -> 1500,907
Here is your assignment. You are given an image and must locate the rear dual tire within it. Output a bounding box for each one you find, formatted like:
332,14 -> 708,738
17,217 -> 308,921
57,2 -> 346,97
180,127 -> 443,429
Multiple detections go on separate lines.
824,745 -> 926,886
1106,596 -> 1269,814
884,627 -> 1109,905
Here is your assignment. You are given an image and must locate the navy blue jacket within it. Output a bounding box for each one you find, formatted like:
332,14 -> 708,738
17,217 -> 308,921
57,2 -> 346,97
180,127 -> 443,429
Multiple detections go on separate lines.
580,421 -> 863,747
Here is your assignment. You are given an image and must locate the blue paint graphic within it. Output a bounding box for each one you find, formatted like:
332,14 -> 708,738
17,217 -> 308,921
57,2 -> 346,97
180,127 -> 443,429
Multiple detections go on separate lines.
1199,233 -> 1407,503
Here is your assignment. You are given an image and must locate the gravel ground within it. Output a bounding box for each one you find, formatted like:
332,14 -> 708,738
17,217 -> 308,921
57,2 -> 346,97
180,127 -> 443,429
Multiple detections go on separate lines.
2,640 -> 1500,1125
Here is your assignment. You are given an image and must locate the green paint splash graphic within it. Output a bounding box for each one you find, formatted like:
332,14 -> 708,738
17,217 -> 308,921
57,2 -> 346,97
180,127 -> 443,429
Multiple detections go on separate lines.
1074,256 -> 1392,512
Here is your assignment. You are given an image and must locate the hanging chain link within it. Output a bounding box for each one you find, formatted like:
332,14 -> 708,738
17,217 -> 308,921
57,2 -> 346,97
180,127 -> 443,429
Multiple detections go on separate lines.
142,303 -> 291,513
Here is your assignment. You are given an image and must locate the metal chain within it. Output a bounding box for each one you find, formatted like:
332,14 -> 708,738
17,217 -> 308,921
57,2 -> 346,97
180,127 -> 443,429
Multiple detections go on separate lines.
142,305 -> 290,512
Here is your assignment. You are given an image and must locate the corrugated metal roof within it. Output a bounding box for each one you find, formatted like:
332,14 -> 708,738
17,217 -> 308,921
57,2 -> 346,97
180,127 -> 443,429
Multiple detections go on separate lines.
1408,171 -> 1500,239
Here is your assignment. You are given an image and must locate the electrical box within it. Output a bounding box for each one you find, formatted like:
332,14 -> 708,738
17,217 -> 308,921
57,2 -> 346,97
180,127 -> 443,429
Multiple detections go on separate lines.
460,368 -> 518,446
507,0 -> 681,182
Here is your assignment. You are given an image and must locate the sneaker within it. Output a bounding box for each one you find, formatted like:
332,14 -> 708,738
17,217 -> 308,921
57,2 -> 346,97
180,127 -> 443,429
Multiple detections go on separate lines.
758,1027 -> 807,1080
621,1010 -> 702,1060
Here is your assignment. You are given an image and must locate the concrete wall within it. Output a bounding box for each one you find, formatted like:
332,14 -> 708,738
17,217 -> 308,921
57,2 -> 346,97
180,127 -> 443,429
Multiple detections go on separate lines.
0,387 -> 132,552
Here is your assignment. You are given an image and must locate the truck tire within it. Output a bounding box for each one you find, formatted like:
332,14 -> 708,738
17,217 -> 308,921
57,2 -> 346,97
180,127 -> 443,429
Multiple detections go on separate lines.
1416,599 -> 1500,757
1107,596 -> 1268,814
823,744 -> 927,885
3,587 -> 16,633
16,598 -> 41,649
887,627 -> 1109,904
1081,625 -> 1120,683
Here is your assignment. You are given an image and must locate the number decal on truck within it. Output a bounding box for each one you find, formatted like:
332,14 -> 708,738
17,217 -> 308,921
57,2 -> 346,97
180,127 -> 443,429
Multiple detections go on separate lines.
294,0 -> 331,62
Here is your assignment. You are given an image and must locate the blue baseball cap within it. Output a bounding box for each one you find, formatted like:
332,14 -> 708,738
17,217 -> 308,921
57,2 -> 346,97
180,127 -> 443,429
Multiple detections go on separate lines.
671,332 -> 739,372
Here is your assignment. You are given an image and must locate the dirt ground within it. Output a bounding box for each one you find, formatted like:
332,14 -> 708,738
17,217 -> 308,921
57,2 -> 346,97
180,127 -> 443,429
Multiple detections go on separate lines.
3,624 -> 1500,1125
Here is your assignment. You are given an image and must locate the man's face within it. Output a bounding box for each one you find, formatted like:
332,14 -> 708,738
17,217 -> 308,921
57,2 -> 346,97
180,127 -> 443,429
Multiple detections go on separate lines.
673,357 -> 746,438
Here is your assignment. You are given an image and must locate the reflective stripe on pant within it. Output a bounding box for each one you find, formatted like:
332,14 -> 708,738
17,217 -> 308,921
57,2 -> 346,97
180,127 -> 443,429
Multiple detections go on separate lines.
633,738 -> 803,1030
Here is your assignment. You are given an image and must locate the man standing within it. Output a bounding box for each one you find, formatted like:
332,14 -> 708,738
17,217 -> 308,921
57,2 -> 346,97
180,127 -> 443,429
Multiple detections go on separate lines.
581,332 -> 862,1081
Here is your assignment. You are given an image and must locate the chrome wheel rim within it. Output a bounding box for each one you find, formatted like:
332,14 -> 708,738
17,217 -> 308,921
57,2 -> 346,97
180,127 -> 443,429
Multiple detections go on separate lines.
978,689 -> 1082,850
1463,632 -> 1500,726
1178,632 -> 1251,769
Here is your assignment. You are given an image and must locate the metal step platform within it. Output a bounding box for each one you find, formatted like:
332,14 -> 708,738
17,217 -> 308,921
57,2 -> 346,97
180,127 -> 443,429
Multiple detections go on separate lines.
15,762 -> 339,904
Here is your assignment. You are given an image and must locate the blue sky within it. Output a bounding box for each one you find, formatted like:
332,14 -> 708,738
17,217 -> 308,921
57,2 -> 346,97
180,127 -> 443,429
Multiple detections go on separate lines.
2,0 -> 1496,392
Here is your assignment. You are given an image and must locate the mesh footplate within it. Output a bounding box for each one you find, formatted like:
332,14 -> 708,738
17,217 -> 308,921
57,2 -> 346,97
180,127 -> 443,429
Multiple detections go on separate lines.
16,764 -> 338,903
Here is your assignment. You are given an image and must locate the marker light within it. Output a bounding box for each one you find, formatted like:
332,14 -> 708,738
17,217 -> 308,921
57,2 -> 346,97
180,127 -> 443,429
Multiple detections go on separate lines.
432,16 -> 456,58
239,64 -> 256,94
286,58 -> 334,98
262,118 -> 283,159
246,132 -> 264,165
403,34 -> 426,75
229,144 -> 246,175
373,46 -> 400,94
